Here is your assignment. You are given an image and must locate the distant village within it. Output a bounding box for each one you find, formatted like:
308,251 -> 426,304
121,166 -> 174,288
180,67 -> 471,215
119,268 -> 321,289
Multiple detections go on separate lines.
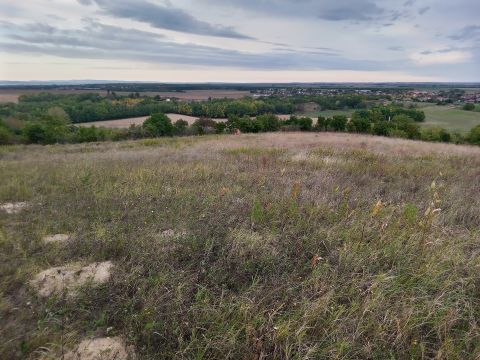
251,87 -> 480,104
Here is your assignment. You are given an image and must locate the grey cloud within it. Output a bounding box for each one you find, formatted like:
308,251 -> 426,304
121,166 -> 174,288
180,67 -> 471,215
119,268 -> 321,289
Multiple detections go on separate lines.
418,6 -> 430,15
388,46 -> 404,51
79,0 -> 253,39
200,0 -> 388,22
0,20 -> 395,71
450,25 -> 480,41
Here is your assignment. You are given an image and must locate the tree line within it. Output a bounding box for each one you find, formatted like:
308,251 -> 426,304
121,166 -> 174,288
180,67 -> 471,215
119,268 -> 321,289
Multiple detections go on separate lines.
1,105 -> 479,147
0,92 -> 388,125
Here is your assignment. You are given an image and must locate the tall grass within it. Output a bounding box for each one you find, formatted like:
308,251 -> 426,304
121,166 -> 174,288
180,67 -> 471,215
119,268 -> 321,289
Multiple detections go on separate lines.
1,132 -> 479,359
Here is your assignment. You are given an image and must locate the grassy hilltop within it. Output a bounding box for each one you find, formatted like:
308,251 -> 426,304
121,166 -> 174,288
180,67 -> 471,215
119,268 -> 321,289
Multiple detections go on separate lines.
1,133 -> 480,359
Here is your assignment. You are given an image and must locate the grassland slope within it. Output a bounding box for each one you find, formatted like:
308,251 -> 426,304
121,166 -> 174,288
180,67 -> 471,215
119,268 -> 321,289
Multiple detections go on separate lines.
1,132 -> 480,359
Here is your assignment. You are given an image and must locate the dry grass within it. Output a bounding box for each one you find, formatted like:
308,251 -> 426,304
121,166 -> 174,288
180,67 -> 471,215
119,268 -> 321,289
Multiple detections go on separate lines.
1,132 -> 480,359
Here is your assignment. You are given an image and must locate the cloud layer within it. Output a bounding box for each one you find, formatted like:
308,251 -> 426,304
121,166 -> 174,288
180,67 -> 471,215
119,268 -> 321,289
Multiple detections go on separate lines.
78,0 -> 253,39
0,0 -> 479,81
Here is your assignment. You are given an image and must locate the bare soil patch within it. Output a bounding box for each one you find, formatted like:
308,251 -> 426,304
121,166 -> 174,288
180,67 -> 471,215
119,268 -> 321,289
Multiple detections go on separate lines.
64,337 -> 131,360
75,113 -> 228,128
0,202 -> 29,214
30,261 -> 113,297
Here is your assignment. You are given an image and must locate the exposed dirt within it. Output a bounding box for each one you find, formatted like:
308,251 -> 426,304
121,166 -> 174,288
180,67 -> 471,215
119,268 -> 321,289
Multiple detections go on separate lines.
42,234 -> 71,244
159,229 -> 188,238
64,337 -> 131,360
30,261 -> 113,297
74,113 -> 228,128
0,202 -> 29,214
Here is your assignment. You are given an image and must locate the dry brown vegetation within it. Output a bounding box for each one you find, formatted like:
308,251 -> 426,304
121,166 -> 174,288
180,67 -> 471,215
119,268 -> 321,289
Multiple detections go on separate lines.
1,132 -> 480,359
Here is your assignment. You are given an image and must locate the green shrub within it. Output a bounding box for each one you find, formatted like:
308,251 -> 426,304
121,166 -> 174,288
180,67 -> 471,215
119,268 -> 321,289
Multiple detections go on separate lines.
467,125 -> 480,145
392,115 -> 421,139
0,126 -> 15,145
74,126 -> 101,143
330,115 -> 347,131
372,121 -> 391,136
214,122 -> 227,134
256,114 -> 280,132
173,119 -> 189,135
421,127 -> 452,143
315,116 -> 329,131
463,103 -> 475,111
192,118 -> 217,135
143,113 -> 173,137
347,114 -> 371,133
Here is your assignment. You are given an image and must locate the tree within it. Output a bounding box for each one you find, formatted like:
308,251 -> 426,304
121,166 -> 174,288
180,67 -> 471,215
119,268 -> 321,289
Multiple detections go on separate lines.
192,118 -> 217,135
467,125 -> 480,145
22,114 -> 70,144
463,103 -> 475,111
173,119 -> 189,135
315,116 -> 328,131
0,125 -> 15,145
348,112 -> 371,133
256,114 -> 280,132
214,122 -> 226,134
143,113 -> 173,137
330,115 -> 347,132
372,121 -> 391,136
296,117 -> 313,131
391,115 -> 421,139
421,127 -> 451,143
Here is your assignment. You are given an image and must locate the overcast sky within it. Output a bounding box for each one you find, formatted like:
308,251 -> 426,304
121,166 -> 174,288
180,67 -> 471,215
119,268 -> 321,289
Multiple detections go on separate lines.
0,0 -> 479,82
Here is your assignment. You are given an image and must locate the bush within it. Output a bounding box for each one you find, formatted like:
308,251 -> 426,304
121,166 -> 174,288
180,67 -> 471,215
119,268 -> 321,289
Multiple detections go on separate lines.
330,115 -> 347,132
192,118 -> 217,135
226,116 -> 262,133
392,115 -> 421,139
463,103 -> 475,111
467,125 -> 480,145
421,127 -> 451,143
256,114 -> 280,132
173,119 -> 189,135
315,116 -> 329,131
143,113 -> 173,137
22,114 -> 70,144
0,126 -> 15,145
284,116 -> 312,131
348,113 -> 371,133
214,122 -> 227,134
73,126 -> 107,143
372,121 -> 391,136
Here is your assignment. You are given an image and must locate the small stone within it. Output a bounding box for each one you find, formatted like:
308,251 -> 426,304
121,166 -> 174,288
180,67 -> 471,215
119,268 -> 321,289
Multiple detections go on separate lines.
0,202 -> 29,214
64,337 -> 131,360
42,234 -> 71,244
30,261 -> 113,297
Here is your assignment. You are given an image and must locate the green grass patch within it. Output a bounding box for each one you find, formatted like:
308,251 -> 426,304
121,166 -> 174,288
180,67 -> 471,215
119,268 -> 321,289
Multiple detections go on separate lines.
417,103 -> 480,133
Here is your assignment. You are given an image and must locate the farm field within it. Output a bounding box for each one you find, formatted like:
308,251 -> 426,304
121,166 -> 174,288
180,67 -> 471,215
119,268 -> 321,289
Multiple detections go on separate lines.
0,89 -> 251,104
74,113 -> 223,128
417,103 -> 480,133
1,132 -> 480,359
76,114 -> 291,128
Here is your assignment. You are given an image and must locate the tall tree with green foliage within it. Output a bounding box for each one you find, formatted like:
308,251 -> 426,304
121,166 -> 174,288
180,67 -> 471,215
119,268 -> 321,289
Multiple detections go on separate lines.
143,113 -> 173,137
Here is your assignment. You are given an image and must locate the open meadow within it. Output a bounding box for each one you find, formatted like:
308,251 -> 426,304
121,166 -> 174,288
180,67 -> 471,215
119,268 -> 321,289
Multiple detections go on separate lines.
418,103 -> 480,133
1,132 -> 480,359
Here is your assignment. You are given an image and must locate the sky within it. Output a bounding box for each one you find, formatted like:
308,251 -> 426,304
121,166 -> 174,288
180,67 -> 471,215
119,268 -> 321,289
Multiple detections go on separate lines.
0,0 -> 479,82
